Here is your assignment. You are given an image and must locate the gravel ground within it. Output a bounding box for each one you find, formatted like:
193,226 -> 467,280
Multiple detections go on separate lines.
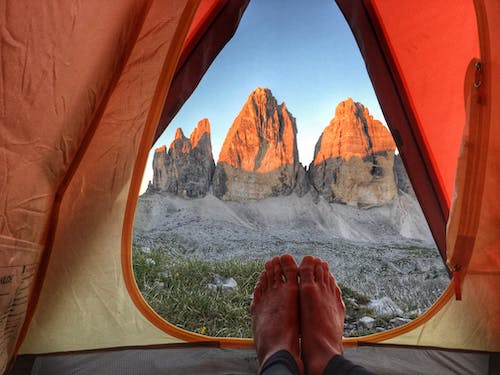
133,192 -> 449,313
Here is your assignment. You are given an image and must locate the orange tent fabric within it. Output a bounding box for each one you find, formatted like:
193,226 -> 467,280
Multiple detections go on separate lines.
1,0 -> 204,370
337,0 -> 479,261
1,0 -> 499,373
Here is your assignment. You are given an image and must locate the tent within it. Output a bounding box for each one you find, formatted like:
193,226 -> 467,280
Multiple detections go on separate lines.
1,0 -> 498,373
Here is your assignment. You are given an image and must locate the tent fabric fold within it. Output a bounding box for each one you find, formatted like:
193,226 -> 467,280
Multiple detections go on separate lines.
1,0 -> 499,373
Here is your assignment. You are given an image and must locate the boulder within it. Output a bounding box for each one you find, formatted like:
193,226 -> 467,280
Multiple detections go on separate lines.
358,316 -> 376,329
368,296 -> 404,316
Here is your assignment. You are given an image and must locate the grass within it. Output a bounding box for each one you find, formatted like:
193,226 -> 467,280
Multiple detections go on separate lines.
133,247 -> 263,337
133,247 -> 392,338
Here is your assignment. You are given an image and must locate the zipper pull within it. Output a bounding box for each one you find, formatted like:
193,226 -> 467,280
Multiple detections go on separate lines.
473,62 -> 484,104
451,265 -> 462,301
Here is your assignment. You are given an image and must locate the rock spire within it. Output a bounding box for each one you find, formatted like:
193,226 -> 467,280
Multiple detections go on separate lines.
213,88 -> 308,200
309,98 -> 397,206
150,118 -> 215,198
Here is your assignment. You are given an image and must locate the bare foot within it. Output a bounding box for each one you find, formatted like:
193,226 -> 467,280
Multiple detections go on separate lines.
299,256 -> 345,375
251,254 -> 303,373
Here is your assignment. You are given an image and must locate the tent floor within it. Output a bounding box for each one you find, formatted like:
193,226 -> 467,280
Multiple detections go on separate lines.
8,344 -> 498,374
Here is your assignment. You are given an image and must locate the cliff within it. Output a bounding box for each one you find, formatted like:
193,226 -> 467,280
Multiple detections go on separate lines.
309,98 -> 398,207
213,88 -> 308,200
149,119 -> 215,198
149,91 -> 408,208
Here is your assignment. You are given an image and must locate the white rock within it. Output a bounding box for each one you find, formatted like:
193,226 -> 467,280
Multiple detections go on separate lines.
390,317 -> 411,327
358,316 -> 376,329
207,274 -> 238,293
207,283 -> 218,292
368,297 -> 403,316
153,280 -> 164,288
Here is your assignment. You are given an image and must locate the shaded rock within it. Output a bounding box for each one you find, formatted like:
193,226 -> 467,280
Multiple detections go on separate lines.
309,99 -> 397,207
346,297 -> 359,308
358,316 -> 376,329
294,164 -> 310,196
150,119 -> 215,198
393,154 -> 415,196
207,274 -> 238,293
390,317 -> 412,327
368,296 -> 403,316
213,88 -> 301,200
153,280 -> 165,288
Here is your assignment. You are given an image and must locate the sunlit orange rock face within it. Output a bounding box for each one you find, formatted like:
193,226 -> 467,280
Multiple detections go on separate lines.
150,118 -> 215,198
313,98 -> 396,162
309,99 -> 397,206
214,88 -> 307,200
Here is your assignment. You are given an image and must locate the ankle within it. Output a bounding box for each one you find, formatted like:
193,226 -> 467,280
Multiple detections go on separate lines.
305,338 -> 343,375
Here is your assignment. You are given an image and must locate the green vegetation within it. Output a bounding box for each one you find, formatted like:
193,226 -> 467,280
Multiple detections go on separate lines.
133,247 -> 396,338
133,247 -> 263,337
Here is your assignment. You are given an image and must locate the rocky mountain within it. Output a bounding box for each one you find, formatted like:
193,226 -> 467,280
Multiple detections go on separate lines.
213,88 -> 309,200
136,90 -> 445,314
149,119 -> 215,198
309,98 -> 398,207
148,89 -> 409,207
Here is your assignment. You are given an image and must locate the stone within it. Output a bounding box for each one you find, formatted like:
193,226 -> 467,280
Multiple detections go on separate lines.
368,296 -> 403,316
358,316 -> 376,329
207,274 -> 238,293
153,280 -> 165,288
149,119 -> 215,198
393,154 -> 415,196
294,163 -> 310,196
346,297 -> 359,308
309,98 -> 398,207
389,317 -> 412,327
213,88 -> 301,200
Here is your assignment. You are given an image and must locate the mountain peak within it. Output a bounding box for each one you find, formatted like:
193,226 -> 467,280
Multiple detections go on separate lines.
190,118 -> 211,149
150,121 -> 215,198
218,88 -> 298,172
251,87 -> 272,97
214,88 -> 305,200
173,127 -> 186,141
314,99 -> 395,163
309,98 -> 397,206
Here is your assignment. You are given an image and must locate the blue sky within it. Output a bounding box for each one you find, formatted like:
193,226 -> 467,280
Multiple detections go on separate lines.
140,0 -> 385,193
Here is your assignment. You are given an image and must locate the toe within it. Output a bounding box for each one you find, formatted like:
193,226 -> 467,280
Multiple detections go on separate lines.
258,268 -> 268,291
254,282 -> 262,300
328,274 -> 336,293
280,254 -> 298,283
335,284 -> 346,311
265,260 -> 274,287
272,257 -> 282,287
321,262 -> 329,285
314,258 -> 324,284
299,256 -> 316,284
251,283 -> 262,313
